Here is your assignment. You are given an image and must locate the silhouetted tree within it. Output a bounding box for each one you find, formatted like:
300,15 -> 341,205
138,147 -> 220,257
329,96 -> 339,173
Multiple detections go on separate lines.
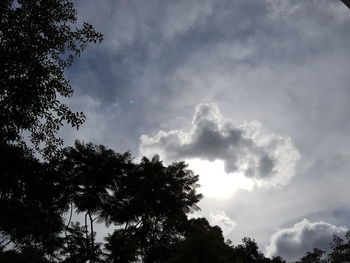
0,143 -> 68,256
234,237 -> 274,263
60,143 -> 203,262
0,249 -> 29,263
60,141 -> 132,263
0,0 -> 102,156
170,218 -> 241,263
60,222 -> 104,263
0,1 -> 103,260
269,256 -> 286,263
270,256 -> 286,263
102,155 -> 202,262
104,228 -> 139,263
328,231 -> 350,262
296,248 -> 326,263
297,231 -> 350,263
0,247 -> 54,263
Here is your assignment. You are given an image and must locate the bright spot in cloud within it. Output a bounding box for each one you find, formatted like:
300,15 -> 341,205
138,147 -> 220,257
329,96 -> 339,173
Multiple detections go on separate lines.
209,210 -> 237,235
187,158 -> 254,199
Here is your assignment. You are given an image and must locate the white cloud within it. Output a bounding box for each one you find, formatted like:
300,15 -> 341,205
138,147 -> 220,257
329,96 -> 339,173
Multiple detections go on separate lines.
266,219 -> 348,261
208,210 -> 237,236
140,103 -> 300,187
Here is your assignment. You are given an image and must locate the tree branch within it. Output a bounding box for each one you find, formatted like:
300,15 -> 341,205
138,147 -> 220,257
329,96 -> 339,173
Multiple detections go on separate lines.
89,212 -> 95,263
64,202 -> 73,238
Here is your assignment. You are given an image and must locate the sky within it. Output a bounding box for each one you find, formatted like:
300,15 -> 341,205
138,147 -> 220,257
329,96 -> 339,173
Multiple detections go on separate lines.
61,0 -> 350,261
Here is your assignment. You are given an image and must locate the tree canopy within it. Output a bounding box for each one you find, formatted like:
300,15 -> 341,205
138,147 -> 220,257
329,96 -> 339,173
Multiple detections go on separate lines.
61,142 -> 203,262
169,218 -> 240,263
0,141 -> 204,262
0,0 -> 102,156
296,232 -> 350,263
0,143 -> 67,255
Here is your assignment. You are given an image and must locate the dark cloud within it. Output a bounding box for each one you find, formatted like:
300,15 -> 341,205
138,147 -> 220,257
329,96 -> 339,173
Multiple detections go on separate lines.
140,103 -> 300,186
259,154 -> 274,177
65,0 -> 350,155
266,219 -> 348,261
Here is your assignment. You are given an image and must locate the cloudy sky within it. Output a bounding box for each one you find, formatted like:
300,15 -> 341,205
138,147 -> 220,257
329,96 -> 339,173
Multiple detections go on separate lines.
61,0 -> 350,261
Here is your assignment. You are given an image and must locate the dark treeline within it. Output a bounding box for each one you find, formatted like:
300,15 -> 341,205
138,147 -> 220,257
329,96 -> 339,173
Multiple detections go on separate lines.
1,141 -> 350,263
1,0 -> 350,262
0,140 -> 286,263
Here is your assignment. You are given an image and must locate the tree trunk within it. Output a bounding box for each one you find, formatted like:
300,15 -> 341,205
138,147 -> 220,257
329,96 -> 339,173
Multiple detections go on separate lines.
89,212 -> 95,263
85,213 -> 90,261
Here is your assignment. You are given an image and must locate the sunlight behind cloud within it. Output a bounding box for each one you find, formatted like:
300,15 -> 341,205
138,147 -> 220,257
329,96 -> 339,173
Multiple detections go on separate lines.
140,103 -> 301,188
187,159 -> 254,200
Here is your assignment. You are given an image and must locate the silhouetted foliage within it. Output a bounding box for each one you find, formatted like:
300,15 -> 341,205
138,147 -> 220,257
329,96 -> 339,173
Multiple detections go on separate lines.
60,222 -> 104,263
0,248 -> 54,263
0,0 -> 102,156
0,249 -> 29,263
60,142 -> 202,262
296,248 -> 326,263
0,0 -> 104,260
234,237 -> 269,263
104,229 -> 139,263
121,157 -> 200,262
341,0 -> 350,10
61,141 -> 133,215
296,231 -> 350,263
170,218 -> 241,263
60,141 -> 133,263
1,138 -> 205,262
270,256 -> 286,263
328,231 -> 350,262
0,143 -> 67,255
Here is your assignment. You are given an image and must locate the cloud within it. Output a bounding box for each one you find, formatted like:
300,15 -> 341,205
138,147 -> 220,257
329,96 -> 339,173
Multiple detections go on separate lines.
140,103 -> 300,187
266,219 -> 348,261
69,0 -> 350,252
265,0 -> 300,19
328,1 -> 350,24
75,0 -> 215,53
208,210 -> 237,236
59,94 -> 121,148
156,0 -> 215,40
